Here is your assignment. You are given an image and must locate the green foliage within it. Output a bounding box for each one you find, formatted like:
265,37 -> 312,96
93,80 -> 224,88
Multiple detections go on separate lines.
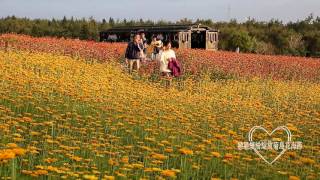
1,15 -> 320,57
227,30 -> 257,52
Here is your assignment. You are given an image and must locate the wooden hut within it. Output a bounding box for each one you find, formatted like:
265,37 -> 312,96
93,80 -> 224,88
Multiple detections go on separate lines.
100,24 -> 219,50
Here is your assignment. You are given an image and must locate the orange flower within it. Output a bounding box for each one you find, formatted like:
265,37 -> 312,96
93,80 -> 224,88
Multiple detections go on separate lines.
224,153 -> 233,160
151,153 -> 167,161
289,176 -> 300,180
0,150 -> 15,160
164,148 -> 173,153
178,148 -> 193,155
120,156 -> 129,164
11,148 -> 26,156
34,169 -> 49,175
161,170 -> 177,178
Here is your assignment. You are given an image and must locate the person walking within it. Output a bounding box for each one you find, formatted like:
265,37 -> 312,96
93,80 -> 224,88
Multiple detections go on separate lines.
125,34 -> 141,73
159,40 -> 175,77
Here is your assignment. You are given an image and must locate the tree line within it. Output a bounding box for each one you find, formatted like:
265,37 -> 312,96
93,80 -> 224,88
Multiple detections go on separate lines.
0,15 -> 320,57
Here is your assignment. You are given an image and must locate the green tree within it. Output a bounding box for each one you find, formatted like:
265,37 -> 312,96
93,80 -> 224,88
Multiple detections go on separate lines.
79,24 -> 90,40
108,17 -> 115,27
227,30 -> 257,52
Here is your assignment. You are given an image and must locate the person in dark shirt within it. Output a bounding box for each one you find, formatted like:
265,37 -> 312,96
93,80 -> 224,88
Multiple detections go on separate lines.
125,34 -> 141,73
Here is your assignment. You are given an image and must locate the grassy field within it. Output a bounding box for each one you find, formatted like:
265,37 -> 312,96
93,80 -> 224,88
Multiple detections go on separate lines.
0,48 -> 319,180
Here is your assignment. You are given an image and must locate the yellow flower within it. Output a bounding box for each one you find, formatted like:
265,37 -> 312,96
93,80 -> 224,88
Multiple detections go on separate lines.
31,131 -> 41,136
34,169 -> 49,176
83,175 -> 98,180
21,170 -> 33,175
152,168 -> 162,172
211,152 -> 221,158
277,171 -> 288,175
7,143 -> 18,148
115,171 -> 126,177
44,158 -> 58,163
70,155 -> 82,162
300,157 -> 315,165
132,163 -> 144,169
192,164 -> 201,170
164,148 -> 173,153
103,176 -> 115,180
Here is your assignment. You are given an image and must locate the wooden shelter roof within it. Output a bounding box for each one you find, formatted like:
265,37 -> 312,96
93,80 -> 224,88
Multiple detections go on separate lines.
100,24 -> 218,33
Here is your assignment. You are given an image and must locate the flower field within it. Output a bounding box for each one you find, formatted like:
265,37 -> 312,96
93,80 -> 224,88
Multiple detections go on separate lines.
1,34 -> 320,82
0,35 -> 319,179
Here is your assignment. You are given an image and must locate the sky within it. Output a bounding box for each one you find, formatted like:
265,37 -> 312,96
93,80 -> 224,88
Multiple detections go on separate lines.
0,0 -> 319,23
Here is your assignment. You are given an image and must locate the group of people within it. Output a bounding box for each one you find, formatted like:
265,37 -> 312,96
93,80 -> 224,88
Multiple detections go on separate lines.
124,33 -> 181,77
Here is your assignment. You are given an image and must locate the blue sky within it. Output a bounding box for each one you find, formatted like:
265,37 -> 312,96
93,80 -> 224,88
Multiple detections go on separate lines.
0,0 -> 319,22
